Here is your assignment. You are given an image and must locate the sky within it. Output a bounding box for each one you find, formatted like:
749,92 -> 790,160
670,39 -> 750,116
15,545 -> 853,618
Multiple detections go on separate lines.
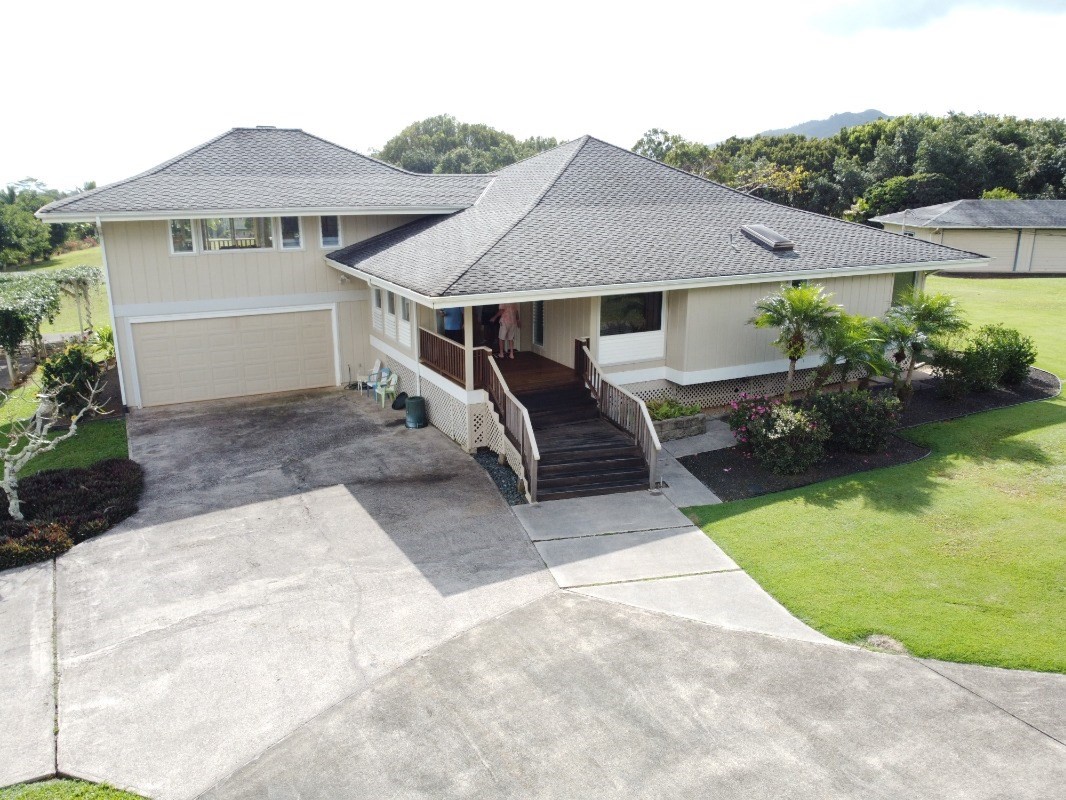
4,0 -> 1066,190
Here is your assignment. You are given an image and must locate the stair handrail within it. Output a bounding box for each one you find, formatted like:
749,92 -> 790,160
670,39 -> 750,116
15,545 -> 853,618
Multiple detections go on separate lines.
474,347 -> 540,501
576,340 -> 661,491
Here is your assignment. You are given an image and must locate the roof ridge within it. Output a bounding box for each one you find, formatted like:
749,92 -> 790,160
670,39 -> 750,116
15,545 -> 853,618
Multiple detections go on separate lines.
917,199 -> 962,228
439,136 -> 591,295
40,127 -> 240,213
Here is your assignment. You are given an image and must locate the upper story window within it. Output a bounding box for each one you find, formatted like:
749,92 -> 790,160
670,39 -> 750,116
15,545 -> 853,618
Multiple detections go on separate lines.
200,217 -> 273,251
320,216 -> 341,248
280,216 -> 302,249
169,219 -> 194,254
600,292 -> 662,336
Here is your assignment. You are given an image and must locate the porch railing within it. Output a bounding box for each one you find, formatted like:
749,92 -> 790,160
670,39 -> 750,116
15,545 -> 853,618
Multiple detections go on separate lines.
575,338 -> 661,490
419,327 -> 465,386
475,347 -> 540,502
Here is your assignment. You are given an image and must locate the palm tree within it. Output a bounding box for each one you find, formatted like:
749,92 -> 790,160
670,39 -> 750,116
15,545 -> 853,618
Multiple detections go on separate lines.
751,284 -> 841,402
809,313 -> 892,395
874,286 -> 968,401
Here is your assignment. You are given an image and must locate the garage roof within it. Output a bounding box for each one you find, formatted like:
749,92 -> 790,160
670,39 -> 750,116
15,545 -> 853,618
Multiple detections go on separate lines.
35,127 -> 492,221
872,199 -> 1066,229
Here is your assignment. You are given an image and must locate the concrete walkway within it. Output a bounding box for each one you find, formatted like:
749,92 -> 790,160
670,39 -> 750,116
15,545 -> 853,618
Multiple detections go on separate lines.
513,492 -> 834,645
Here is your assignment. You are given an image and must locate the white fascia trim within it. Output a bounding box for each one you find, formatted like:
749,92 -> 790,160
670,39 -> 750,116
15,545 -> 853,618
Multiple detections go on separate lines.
37,206 -> 465,223
114,290 -> 368,319
606,355 -> 824,387
329,257 -> 990,308
369,334 -> 484,405
881,223 -> 1066,231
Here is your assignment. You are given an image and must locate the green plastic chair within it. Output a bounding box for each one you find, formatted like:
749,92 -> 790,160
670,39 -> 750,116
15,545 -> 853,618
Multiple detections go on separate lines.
375,372 -> 399,408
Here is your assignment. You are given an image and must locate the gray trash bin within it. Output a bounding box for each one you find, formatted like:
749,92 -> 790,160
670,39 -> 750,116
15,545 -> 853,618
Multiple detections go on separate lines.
405,395 -> 428,429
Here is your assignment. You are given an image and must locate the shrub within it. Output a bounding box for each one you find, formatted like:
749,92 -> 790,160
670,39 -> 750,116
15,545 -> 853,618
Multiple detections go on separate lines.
41,342 -> 101,413
748,405 -> 829,475
808,390 -> 903,453
726,393 -> 779,446
646,398 -> 702,421
0,459 -> 143,570
0,521 -> 73,570
974,324 -> 1037,386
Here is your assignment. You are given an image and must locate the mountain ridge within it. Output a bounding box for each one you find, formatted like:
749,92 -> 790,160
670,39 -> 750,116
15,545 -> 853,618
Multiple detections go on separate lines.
760,109 -> 893,138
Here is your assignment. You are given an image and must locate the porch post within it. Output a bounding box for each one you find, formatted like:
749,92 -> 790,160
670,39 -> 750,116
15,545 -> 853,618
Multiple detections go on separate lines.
464,305 -> 476,452
588,295 -> 601,361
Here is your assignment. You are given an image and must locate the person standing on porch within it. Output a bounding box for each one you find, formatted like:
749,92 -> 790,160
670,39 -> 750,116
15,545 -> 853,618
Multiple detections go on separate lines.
439,306 -> 464,344
492,303 -> 520,359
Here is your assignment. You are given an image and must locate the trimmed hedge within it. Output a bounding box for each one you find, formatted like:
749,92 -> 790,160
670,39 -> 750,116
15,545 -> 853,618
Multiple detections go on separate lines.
930,324 -> 1038,399
808,390 -> 903,453
0,458 -> 143,570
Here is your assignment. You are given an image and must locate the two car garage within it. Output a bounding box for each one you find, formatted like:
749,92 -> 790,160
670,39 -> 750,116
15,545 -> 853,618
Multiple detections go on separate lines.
129,308 -> 338,407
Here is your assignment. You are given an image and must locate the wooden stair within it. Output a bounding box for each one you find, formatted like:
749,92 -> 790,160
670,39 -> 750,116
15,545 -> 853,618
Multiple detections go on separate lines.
516,380 -> 649,501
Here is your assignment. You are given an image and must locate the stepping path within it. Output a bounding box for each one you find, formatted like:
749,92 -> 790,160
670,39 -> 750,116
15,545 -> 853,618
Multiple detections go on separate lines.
513,491 -> 836,645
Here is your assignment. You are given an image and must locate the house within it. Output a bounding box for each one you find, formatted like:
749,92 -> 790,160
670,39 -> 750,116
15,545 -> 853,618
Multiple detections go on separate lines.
872,199 -> 1066,274
37,127 -> 987,500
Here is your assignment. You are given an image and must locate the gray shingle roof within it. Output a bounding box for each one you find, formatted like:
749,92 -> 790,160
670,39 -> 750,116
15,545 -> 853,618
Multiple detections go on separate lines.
36,128 -> 491,218
330,136 -> 985,298
872,199 -> 1066,229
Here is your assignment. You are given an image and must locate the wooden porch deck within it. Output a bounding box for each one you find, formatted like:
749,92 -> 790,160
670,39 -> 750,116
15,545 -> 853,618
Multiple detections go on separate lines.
493,351 -> 582,394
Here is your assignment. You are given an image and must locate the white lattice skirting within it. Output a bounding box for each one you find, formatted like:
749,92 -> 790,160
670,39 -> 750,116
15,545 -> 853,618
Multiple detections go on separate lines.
625,366 -> 868,409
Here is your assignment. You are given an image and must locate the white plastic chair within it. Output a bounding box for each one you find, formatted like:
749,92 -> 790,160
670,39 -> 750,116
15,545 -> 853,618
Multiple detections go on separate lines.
364,360 -> 384,398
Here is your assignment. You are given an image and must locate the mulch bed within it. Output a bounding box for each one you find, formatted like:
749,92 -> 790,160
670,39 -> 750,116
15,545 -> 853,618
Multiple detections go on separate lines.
678,367 -> 1060,503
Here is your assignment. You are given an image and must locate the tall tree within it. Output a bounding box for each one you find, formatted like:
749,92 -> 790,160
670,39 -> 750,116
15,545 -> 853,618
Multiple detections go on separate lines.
374,115 -> 559,174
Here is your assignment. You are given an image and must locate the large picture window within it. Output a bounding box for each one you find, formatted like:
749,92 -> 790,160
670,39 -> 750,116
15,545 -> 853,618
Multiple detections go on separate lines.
600,292 -> 663,336
199,217 -> 274,251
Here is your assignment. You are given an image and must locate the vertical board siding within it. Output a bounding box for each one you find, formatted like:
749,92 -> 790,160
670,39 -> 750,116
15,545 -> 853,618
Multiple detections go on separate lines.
105,215 -> 417,307
940,230 -> 1019,271
535,297 -> 590,367
1030,230 -> 1066,272
682,274 -> 895,372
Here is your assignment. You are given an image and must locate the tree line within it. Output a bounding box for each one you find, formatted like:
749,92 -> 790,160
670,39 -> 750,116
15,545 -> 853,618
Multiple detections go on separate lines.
374,112 -> 1066,222
0,179 -> 97,269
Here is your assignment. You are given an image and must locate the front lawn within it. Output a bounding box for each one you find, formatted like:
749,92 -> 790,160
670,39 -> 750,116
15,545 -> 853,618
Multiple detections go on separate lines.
18,419 -> 129,476
686,276 -> 1065,673
0,779 -> 144,799
6,246 -> 112,335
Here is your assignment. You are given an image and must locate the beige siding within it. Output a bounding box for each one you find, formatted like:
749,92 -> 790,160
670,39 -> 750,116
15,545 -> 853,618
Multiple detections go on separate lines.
104,215 -> 420,307
664,290 -> 687,371
1030,230 -> 1066,272
682,274 -> 895,372
534,297 -> 591,367
940,230 -> 1019,271
131,310 -> 335,406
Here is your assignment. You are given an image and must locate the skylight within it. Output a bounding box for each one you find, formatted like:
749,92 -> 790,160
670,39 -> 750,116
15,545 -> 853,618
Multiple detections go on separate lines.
740,224 -> 794,251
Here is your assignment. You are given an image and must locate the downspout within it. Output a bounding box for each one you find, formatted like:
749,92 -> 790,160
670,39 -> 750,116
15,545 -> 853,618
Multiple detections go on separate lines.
96,217 -> 129,407
1012,228 -> 1022,273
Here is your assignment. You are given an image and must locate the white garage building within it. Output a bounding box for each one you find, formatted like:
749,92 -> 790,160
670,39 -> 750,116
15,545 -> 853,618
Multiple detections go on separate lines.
873,199 -> 1066,274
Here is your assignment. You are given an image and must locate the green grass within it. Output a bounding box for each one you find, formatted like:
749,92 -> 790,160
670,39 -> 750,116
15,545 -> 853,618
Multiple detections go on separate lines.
13,419 -> 129,477
5,247 -> 111,335
0,367 -> 45,424
685,276 -> 1065,673
0,779 -> 145,799
11,246 -> 102,272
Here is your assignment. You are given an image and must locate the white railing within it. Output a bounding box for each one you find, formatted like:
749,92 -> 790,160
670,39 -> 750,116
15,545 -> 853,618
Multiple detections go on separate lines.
575,339 -> 661,491
475,347 -> 541,502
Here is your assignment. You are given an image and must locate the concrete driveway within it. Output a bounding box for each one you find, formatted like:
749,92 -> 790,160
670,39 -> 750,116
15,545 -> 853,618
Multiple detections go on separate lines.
2,389 -> 1064,798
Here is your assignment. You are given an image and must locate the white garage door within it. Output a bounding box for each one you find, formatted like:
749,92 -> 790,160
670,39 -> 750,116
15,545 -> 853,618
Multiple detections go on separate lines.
132,309 -> 336,406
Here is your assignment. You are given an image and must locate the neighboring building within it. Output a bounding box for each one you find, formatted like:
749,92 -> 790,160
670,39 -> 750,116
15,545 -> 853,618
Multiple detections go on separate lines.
37,128 -> 986,500
872,200 -> 1066,274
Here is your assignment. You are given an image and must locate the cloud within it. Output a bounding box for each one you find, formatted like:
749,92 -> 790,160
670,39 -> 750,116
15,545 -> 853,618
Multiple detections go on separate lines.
817,0 -> 1066,34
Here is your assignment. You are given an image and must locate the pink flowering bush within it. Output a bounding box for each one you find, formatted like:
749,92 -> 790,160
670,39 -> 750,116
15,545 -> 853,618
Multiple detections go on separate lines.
725,393 -> 779,447
748,406 -> 829,475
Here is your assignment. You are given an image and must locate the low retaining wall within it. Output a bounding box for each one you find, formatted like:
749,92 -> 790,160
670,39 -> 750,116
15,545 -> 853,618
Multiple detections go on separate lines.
653,413 -> 707,442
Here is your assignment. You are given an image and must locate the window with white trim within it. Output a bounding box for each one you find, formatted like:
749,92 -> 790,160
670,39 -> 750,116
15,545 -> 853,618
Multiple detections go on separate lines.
199,217 -> 274,251
600,292 -> 663,336
398,297 -> 412,347
169,219 -> 194,253
372,289 -> 384,331
384,291 -> 398,340
320,215 -> 341,248
400,297 -> 411,322
280,216 -> 302,249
